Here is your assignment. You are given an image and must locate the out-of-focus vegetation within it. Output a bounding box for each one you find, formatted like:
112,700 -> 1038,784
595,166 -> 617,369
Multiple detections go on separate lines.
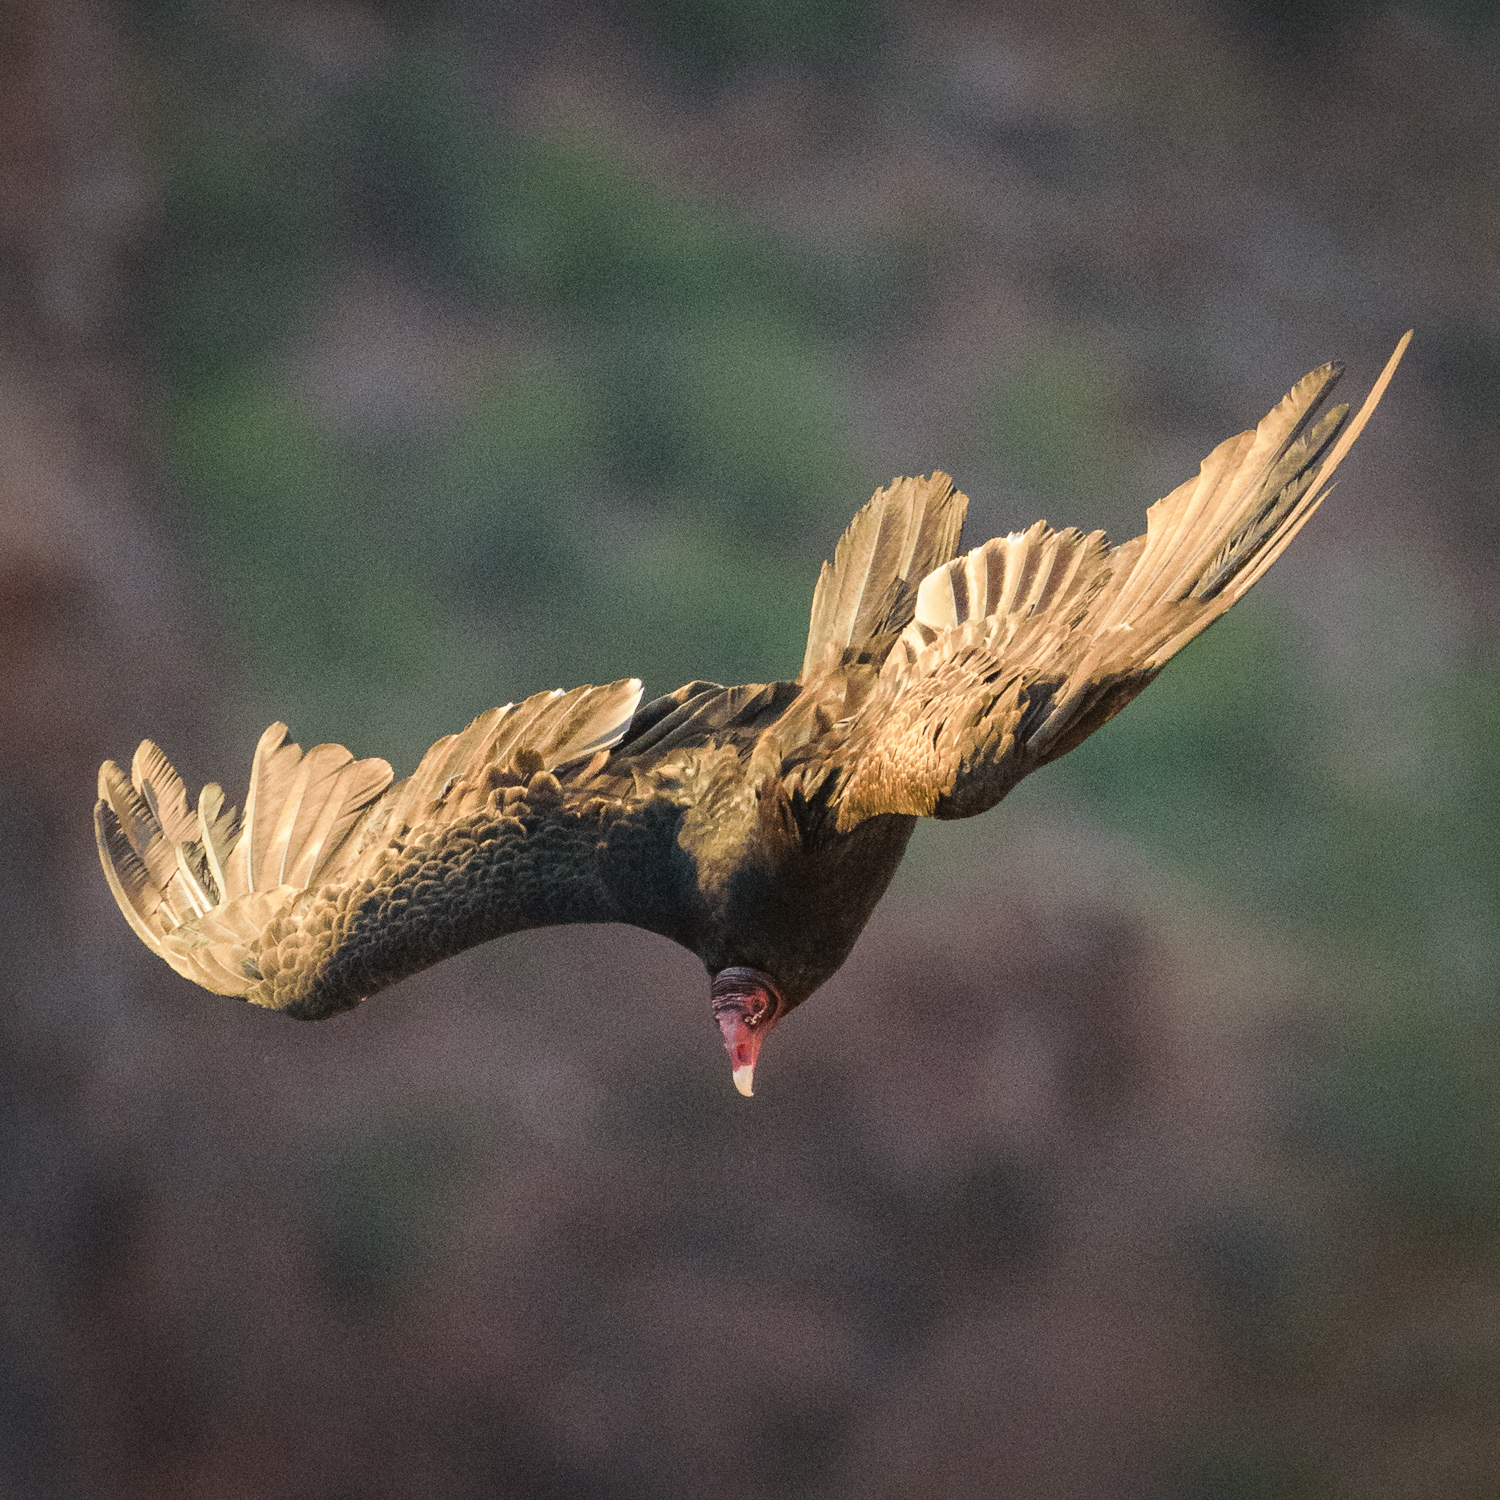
147,26 -> 890,758
5,0 -> 1500,1493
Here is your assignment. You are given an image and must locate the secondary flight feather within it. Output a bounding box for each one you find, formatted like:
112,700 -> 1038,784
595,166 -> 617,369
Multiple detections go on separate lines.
96,335 -> 1410,1094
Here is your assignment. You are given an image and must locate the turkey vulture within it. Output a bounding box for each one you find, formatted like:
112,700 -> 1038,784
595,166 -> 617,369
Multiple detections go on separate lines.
96,336 -> 1409,1095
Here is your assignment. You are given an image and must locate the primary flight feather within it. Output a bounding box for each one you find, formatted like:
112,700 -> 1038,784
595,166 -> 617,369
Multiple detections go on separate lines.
96,336 -> 1410,1095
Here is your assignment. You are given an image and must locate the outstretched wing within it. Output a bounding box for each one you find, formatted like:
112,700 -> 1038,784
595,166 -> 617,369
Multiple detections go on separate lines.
96,678 -> 644,1016
825,334 -> 1411,829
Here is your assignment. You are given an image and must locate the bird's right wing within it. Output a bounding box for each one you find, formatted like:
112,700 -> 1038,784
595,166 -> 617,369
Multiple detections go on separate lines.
96,678 -> 643,1016
822,334 -> 1411,830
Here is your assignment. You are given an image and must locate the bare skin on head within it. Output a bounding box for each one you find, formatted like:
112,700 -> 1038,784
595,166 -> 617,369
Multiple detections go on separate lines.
93,337 -> 1412,1097
712,967 -> 786,1097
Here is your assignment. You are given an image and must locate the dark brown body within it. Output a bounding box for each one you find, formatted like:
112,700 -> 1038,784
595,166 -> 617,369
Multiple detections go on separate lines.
259,680 -> 917,1021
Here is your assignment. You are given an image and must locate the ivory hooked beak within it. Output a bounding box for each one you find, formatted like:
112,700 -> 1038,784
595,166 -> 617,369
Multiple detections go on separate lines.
711,967 -> 784,1099
716,1006 -> 767,1097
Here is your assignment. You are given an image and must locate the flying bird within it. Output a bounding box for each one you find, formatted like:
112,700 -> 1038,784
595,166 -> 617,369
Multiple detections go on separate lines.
96,336 -> 1410,1096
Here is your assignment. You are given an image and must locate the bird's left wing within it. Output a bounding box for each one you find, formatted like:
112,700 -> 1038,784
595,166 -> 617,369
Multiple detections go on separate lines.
96,678 -> 643,1017
821,335 -> 1410,831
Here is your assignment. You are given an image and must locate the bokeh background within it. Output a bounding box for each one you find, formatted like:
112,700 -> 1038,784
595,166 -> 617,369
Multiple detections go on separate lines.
3,0 -> 1499,1495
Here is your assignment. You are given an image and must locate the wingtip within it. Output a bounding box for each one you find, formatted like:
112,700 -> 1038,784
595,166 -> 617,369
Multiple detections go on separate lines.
97,759 -> 121,800
1303,330 -> 1413,497
256,721 -> 292,756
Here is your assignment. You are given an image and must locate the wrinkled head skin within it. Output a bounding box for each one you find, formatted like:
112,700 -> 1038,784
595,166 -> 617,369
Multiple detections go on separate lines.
711,967 -> 786,1098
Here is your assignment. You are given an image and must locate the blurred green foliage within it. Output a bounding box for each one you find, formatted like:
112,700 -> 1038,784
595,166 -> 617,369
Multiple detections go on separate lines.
1224,0 -> 1500,46
311,1110 -> 471,1308
1169,1433 -> 1312,1500
1056,585 -> 1500,1238
1424,323 -> 1500,436
628,0 -> 888,81
980,336 -> 1137,507
147,35 -> 879,762
1309,996 -> 1500,1235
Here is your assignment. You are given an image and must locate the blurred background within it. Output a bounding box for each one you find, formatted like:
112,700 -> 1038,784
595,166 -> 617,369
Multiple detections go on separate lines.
3,0 -> 1499,1495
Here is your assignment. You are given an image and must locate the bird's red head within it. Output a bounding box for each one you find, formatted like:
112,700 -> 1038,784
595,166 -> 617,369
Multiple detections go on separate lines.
711,967 -> 786,1098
